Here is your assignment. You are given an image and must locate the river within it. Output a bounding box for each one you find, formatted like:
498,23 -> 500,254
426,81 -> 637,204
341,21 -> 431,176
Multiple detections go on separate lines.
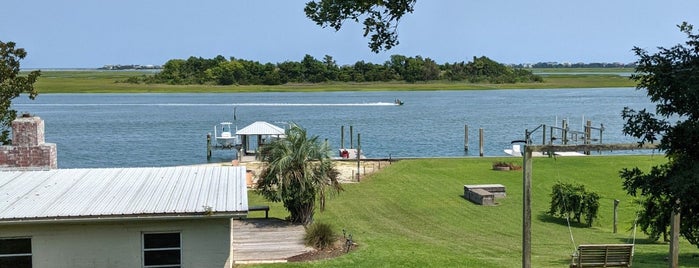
11,88 -> 654,168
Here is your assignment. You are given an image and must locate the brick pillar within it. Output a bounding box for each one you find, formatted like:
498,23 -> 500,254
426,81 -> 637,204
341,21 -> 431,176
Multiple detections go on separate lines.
0,115 -> 57,170
12,114 -> 45,146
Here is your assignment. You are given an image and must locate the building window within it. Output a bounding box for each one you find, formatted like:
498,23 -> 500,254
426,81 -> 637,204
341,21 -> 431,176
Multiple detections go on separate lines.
0,238 -> 32,268
143,232 -> 181,268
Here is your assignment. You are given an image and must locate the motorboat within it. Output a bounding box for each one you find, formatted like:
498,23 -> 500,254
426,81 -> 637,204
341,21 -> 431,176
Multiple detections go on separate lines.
214,122 -> 239,148
395,99 -> 404,105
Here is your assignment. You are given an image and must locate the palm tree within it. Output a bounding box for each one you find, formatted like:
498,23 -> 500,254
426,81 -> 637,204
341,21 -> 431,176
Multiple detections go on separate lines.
255,123 -> 341,225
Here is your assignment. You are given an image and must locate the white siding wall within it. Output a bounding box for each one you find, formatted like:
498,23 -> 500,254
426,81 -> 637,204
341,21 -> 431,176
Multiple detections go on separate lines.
0,218 -> 232,268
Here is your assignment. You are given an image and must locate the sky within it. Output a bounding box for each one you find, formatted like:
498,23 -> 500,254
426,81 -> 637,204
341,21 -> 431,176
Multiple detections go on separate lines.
2,0 -> 698,68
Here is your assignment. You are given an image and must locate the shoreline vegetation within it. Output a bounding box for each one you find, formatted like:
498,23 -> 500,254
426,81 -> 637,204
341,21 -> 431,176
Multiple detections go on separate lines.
31,67 -> 636,93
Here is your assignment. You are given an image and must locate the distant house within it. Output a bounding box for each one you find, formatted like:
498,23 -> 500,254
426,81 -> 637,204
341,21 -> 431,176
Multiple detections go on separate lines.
0,166 -> 248,268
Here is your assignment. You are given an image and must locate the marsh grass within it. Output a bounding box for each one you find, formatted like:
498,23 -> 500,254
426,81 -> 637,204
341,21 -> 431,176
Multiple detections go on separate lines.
247,156 -> 699,267
30,70 -> 635,93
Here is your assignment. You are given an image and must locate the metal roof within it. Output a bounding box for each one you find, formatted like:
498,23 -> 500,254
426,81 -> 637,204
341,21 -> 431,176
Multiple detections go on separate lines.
0,166 -> 248,223
236,121 -> 285,135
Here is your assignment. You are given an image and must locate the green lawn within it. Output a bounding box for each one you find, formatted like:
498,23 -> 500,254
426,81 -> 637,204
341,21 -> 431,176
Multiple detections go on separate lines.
30,70 -> 636,93
246,156 -> 699,267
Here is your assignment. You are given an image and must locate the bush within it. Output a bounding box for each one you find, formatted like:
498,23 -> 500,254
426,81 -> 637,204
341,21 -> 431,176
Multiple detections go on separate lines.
304,222 -> 336,249
548,181 -> 600,227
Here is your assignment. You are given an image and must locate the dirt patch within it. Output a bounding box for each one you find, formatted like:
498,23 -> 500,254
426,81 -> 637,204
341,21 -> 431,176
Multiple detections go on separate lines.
286,238 -> 357,262
241,160 -> 393,184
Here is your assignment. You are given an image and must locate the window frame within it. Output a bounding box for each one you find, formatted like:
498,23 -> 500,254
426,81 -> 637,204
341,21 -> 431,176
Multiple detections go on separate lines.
142,232 -> 181,268
0,237 -> 32,268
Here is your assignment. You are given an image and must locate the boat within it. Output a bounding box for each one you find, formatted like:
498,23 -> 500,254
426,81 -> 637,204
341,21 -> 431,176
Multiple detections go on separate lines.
213,122 -> 239,148
395,99 -> 404,105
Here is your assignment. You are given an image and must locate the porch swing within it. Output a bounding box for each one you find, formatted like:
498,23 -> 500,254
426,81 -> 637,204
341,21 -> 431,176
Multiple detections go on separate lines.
566,207 -> 637,268
553,160 -> 637,268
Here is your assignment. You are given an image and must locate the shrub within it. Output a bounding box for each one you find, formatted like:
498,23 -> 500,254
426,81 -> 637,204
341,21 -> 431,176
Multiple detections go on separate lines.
304,222 -> 336,249
548,181 -> 600,227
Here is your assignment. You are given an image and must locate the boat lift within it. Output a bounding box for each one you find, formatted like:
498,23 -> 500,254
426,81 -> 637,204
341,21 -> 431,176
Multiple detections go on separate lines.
207,122 -> 242,160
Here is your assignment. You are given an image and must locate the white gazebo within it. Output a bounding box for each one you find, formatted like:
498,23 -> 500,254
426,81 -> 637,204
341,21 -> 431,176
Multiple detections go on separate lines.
235,121 -> 286,156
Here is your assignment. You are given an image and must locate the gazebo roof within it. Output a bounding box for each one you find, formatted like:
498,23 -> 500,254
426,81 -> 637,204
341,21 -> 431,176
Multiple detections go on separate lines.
235,121 -> 285,136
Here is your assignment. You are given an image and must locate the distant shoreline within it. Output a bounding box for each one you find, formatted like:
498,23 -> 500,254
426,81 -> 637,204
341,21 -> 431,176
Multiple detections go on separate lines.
30,69 -> 637,93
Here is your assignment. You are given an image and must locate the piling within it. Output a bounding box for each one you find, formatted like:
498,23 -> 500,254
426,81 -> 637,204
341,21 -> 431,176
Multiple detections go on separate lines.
341,125 -> 345,149
350,125 -> 354,149
479,128 -> 484,157
464,125 -> 469,151
207,133 -> 212,160
584,120 -> 592,155
542,124 -> 547,145
562,119 -> 568,145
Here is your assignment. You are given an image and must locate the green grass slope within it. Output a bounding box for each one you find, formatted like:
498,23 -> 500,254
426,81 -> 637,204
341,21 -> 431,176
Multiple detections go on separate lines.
247,156 -> 699,267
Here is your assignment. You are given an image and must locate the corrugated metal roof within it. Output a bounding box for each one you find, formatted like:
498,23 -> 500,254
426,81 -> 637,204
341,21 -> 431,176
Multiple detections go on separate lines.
0,166 -> 248,223
236,121 -> 285,135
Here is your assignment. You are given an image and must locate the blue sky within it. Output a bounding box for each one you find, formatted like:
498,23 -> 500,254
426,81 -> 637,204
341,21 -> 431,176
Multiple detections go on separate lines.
2,0 -> 698,68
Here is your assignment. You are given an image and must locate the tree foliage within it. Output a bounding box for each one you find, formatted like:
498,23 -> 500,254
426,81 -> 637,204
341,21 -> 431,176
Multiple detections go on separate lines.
147,54 -> 540,86
548,181 -> 600,227
0,41 -> 41,145
255,123 -> 342,225
304,0 -> 416,52
619,22 -> 699,248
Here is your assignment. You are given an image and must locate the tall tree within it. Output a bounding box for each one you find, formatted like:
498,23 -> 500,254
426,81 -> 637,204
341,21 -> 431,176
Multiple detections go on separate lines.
0,41 -> 41,145
256,123 -> 342,225
619,22 -> 699,247
305,0 -> 416,52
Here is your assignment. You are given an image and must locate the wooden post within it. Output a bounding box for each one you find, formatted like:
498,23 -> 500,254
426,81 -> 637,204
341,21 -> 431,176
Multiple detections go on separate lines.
522,146 -> 533,268
542,124 -> 546,145
350,125 -> 354,149
206,133 -> 212,160
479,128 -> 484,157
585,120 -> 592,155
341,125 -> 345,149
613,199 -> 619,233
670,200 -> 680,268
549,126 -> 554,145
357,133 -> 361,182
464,125 -> 469,151
562,119 -> 568,145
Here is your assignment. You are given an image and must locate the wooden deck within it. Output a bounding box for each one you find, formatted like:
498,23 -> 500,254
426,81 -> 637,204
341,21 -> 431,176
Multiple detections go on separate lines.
232,218 -> 314,264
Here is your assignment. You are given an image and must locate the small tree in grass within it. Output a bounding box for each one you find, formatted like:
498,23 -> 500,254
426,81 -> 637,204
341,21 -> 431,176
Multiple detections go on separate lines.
548,181 -> 600,227
256,123 -> 342,226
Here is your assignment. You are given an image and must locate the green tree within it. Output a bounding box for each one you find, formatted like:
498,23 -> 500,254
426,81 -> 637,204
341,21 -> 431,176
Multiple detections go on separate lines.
205,60 -> 243,85
278,61 -> 304,83
305,0 -> 416,52
619,22 -> 699,248
301,54 -> 327,83
0,41 -> 41,145
256,123 -> 342,225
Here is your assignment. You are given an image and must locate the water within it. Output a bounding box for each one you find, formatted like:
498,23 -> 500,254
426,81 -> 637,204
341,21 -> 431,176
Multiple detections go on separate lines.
11,88 -> 654,168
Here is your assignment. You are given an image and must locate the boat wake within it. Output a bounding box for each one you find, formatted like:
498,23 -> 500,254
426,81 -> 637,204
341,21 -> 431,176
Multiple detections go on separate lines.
17,102 -> 399,107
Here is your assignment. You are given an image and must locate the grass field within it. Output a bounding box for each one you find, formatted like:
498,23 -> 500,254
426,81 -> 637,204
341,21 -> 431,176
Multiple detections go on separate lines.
30,69 -> 637,93
246,156 -> 699,267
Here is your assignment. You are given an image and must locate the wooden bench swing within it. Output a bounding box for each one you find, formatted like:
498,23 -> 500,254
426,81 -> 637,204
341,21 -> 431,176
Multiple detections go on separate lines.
570,243 -> 634,268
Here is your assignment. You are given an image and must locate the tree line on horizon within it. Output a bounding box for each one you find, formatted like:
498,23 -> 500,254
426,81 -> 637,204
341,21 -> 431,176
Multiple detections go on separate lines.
134,54 -> 543,86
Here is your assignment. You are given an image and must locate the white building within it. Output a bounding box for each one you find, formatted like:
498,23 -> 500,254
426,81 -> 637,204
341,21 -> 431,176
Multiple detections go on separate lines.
0,166 -> 249,268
